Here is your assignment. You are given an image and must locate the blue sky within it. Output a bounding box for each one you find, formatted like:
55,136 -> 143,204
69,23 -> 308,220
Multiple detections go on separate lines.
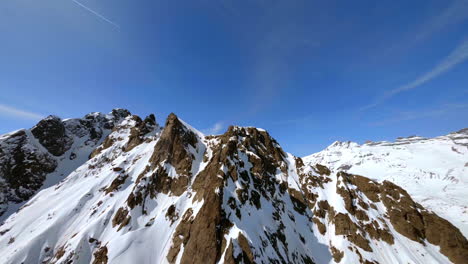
0,0 -> 467,156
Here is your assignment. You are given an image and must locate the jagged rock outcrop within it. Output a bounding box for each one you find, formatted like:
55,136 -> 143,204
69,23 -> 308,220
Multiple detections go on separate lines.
0,112 -> 466,264
0,130 -> 57,205
31,115 -> 72,156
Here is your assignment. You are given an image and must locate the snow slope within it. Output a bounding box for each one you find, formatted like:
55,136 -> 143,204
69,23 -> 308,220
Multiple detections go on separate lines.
303,129 -> 468,237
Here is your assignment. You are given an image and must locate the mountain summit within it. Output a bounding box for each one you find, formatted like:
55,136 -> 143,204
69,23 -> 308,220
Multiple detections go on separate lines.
0,110 -> 467,264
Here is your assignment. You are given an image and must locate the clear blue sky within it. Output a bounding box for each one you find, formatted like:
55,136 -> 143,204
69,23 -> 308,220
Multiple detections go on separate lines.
0,0 -> 467,156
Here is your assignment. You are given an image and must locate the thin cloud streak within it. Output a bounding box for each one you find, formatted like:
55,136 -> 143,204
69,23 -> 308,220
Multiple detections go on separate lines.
379,0 -> 468,60
203,122 -> 224,135
413,0 -> 468,43
0,104 -> 44,120
71,0 -> 120,30
362,39 -> 468,111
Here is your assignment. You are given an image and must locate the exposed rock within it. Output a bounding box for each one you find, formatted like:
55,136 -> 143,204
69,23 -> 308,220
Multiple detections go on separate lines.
104,174 -> 128,194
379,180 -> 468,264
141,113 -> 199,197
111,108 -> 131,120
335,172 -> 468,263
112,207 -> 131,231
314,164 -> 331,176
0,130 -> 57,207
124,114 -> 158,152
92,245 -> 108,264
150,113 -> 197,174
165,204 -> 179,224
236,233 -> 255,263
330,246 -> 344,262
334,212 -> 372,252
31,115 -> 72,156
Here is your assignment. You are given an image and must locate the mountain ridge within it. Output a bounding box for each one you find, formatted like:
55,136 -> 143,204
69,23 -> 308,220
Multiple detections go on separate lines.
0,109 -> 467,264
303,127 -> 468,238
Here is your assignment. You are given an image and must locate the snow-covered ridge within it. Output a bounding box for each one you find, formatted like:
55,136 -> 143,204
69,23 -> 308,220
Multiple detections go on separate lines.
0,112 -> 466,264
303,128 -> 468,237
0,109 -> 157,222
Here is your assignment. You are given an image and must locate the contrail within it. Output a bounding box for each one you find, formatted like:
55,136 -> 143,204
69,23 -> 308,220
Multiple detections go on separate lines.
71,0 -> 120,30
0,104 -> 44,120
361,38 -> 468,111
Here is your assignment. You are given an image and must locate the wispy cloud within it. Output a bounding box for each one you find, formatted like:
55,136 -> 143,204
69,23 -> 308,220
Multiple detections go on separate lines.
369,103 -> 468,126
202,121 -> 224,135
380,0 -> 468,58
71,0 -> 120,30
413,0 -> 468,44
0,104 -> 44,120
247,22 -> 319,115
362,39 -> 468,111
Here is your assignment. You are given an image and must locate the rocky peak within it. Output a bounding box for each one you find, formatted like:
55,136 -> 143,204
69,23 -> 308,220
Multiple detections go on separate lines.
31,115 -> 72,156
452,128 -> 468,135
90,113 -> 160,158
143,114 -> 156,129
149,113 -> 199,174
0,109 -> 152,221
122,113 -> 200,202
110,108 -> 131,120
448,128 -> 468,147
220,126 -> 287,178
328,140 -> 359,149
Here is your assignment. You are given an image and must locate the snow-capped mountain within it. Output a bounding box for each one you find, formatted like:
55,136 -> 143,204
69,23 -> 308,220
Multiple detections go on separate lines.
0,109 -> 144,222
303,130 -> 468,238
0,111 -> 466,264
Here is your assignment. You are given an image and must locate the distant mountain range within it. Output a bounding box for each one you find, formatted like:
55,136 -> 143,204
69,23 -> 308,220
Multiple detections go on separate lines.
0,109 -> 466,264
303,128 -> 468,238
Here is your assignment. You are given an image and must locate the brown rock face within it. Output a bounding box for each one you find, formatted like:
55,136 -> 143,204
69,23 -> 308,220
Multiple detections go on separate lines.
167,126 -> 295,264
92,246 -> 108,264
334,213 -> 372,252
290,162 -> 468,263
112,207 -> 131,231
104,172 -> 128,194
170,139 -> 226,264
237,233 -> 255,263
124,113 -> 200,214
152,167 -> 190,197
330,246 -> 344,262
378,180 -> 468,264
178,193 -> 224,264
223,126 -> 286,177
149,113 -> 198,176
338,172 -> 468,264
124,114 -> 157,152
144,113 -> 198,196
